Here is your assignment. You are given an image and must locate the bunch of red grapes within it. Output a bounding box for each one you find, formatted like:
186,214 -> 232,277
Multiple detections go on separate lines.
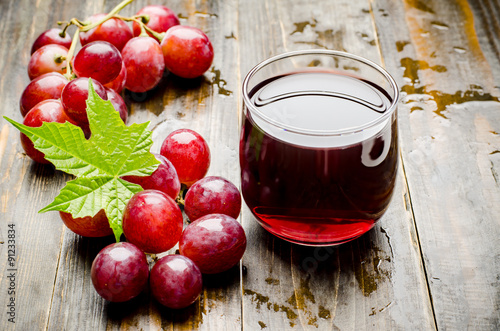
19,3 -> 246,309
21,3 -> 214,146
88,129 -> 246,308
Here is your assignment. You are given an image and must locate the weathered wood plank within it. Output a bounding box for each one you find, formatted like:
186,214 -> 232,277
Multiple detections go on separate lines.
241,170 -> 435,330
237,0 -> 434,329
42,0 -> 243,330
372,0 -> 500,329
2,0 -> 499,329
0,0 -> 101,329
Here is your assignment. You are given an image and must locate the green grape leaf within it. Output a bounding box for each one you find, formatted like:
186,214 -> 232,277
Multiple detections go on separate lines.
4,79 -> 160,242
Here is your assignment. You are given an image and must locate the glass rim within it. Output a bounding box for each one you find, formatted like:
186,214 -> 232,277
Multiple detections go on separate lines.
242,49 -> 399,136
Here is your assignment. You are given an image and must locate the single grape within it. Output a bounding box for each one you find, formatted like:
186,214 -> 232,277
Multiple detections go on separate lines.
122,36 -> 165,92
122,190 -> 183,254
160,129 -> 210,187
179,214 -> 246,274
73,41 -> 122,85
132,5 -> 179,39
104,60 -> 127,93
28,44 -> 68,80
185,176 -> 242,222
150,254 -> 202,309
59,209 -> 112,237
31,28 -> 72,54
20,72 -> 68,117
122,154 -> 180,200
60,77 -> 108,133
91,242 -> 149,302
80,13 -> 133,51
20,99 -> 76,164
160,25 -> 214,79
105,87 -> 128,124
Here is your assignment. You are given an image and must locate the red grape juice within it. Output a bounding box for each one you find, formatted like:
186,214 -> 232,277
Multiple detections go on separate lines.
240,71 -> 398,245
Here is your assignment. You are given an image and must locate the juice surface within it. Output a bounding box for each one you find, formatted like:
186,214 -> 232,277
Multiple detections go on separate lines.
240,71 -> 398,245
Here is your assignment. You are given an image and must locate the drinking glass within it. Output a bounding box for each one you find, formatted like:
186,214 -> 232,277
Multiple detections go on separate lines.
239,50 -> 399,246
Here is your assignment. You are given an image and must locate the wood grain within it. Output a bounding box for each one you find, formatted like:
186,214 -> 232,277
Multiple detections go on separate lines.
372,0 -> 500,329
0,0 -> 94,330
0,0 -> 498,330
237,0 -> 433,329
43,0 -> 243,330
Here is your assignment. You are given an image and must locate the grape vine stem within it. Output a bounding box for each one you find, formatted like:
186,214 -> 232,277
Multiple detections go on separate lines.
63,0 -> 136,78
114,14 -> 165,42
59,0 -> 166,78
80,0 -> 136,32
64,29 -> 79,79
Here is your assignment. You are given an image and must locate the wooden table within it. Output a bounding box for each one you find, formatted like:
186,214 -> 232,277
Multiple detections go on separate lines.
1,0 -> 499,329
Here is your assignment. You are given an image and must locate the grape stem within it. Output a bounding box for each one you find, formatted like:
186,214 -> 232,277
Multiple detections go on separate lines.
54,55 -> 65,64
64,28 -> 80,79
80,0 -> 135,32
175,192 -> 185,207
175,184 -> 188,207
60,0 -> 136,78
56,0 -> 167,78
115,14 -> 165,42
56,0 -> 165,79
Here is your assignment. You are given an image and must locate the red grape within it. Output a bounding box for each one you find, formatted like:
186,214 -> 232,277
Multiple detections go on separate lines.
179,214 -> 246,274
160,25 -> 214,79
91,242 -> 149,302
20,99 -> 76,164
105,87 -> 128,124
28,44 -> 68,80
73,41 -> 122,85
160,129 -> 210,187
185,176 -> 242,222
80,13 -> 133,51
122,190 -> 183,254
59,209 -> 112,237
132,5 -> 179,39
20,72 -> 68,117
60,77 -> 108,133
31,28 -> 72,54
122,154 -> 180,200
150,254 -> 202,309
122,36 -> 165,92
104,60 -> 127,93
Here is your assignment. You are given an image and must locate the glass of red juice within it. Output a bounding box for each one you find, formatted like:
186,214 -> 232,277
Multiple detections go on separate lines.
239,50 -> 399,246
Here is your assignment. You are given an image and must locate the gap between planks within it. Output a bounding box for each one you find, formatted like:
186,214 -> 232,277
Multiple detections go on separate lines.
44,229 -> 66,331
366,0 -> 439,328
